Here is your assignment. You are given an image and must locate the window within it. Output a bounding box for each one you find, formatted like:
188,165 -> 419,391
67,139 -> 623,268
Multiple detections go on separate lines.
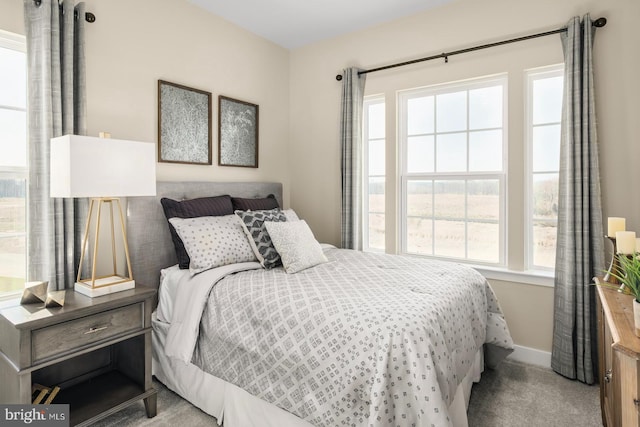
0,30 -> 27,295
363,96 -> 385,251
398,76 -> 507,265
526,65 -> 563,270
362,68 -> 562,284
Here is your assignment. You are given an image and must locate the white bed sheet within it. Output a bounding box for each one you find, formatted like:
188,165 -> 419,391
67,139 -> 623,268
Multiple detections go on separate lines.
156,265 -> 181,323
152,313 -> 483,427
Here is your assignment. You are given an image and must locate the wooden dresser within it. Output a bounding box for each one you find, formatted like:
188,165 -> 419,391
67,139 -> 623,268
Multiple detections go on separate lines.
596,282 -> 640,426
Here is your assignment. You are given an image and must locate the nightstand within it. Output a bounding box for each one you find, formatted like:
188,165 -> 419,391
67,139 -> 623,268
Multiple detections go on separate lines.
0,287 -> 157,426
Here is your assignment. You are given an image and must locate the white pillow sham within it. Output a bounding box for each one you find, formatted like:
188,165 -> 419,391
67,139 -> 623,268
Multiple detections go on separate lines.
169,214 -> 257,275
264,220 -> 327,274
282,208 -> 300,222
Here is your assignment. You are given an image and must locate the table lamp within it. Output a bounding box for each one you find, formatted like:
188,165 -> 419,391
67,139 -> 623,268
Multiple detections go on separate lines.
50,134 -> 156,297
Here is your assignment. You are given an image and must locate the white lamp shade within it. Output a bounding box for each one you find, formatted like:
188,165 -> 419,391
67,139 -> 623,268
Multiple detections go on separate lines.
50,134 -> 156,198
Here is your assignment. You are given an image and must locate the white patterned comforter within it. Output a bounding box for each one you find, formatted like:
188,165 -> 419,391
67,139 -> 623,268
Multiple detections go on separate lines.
164,247 -> 513,427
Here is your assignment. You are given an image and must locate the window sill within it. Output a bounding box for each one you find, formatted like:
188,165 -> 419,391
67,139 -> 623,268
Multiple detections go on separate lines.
399,251 -> 555,287
0,290 -> 22,303
472,265 -> 554,287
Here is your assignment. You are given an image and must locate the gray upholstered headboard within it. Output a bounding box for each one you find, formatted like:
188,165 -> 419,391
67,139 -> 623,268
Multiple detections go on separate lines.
126,181 -> 283,294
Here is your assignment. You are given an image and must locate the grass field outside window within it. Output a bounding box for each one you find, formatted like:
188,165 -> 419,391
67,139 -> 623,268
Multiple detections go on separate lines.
0,30 -> 27,295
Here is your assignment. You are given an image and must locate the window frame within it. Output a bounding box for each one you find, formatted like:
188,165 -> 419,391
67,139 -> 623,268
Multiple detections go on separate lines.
525,64 -> 564,272
0,29 -> 27,300
362,95 -> 386,252
397,75 -> 508,266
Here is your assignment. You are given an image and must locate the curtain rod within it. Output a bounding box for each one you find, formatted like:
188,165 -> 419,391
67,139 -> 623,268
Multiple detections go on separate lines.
335,16 -> 607,81
33,0 -> 96,23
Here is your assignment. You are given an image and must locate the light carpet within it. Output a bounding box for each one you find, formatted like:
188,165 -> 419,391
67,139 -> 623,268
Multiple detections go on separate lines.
467,359 -> 601,426
94,359 -> 601,426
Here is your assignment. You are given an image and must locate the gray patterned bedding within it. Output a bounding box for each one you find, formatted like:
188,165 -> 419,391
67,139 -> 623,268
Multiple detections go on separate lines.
165,247 -> 513,427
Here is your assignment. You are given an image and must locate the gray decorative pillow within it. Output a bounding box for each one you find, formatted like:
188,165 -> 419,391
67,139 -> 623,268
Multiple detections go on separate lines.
169,215 -> 257,275
264,220 -> 328,274
235,209 -> 287,269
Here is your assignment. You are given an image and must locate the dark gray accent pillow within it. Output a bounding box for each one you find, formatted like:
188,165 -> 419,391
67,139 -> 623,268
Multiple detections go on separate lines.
161,195 -> 234,269
235,209 -> 287,269
231,194 -> 279,211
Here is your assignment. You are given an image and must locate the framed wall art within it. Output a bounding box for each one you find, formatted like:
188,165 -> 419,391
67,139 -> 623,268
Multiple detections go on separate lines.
158,80 -> 212,165
218,95 -> 259,168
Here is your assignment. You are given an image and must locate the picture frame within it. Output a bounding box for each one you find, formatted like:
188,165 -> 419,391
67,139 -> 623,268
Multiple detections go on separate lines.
158,80 -> 212,165
218,95 -> 259,168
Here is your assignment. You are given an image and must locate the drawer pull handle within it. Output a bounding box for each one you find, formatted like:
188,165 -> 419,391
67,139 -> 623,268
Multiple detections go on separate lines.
635,399 -> 640,407
84,326 -> 108,335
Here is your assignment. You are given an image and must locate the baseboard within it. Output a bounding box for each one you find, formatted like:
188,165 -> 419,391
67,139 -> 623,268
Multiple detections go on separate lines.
507,344 -> 551,368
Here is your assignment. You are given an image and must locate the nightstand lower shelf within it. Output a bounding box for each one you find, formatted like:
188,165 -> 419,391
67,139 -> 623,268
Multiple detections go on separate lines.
57,370 -> 154,426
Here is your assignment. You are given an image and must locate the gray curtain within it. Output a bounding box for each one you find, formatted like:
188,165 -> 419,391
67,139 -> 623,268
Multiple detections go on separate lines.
551,14 -> 605,384
340,68 -> 367,250
24,0 -> 87,291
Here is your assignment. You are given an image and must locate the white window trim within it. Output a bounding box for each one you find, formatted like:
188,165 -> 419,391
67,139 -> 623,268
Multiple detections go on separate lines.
397,74 -> 508,266
474,265 -> 555,287
0,290 -> 22,302
398,252 -> 554,286
525,64 -> 563,273
0,29 -> 26,52
363,95 -> 386,253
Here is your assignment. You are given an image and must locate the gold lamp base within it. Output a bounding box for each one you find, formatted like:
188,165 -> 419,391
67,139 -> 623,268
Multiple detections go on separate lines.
76,198 -> 135,298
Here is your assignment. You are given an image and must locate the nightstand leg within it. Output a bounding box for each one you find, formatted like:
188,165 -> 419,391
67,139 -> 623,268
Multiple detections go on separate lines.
144,392 -> 157,418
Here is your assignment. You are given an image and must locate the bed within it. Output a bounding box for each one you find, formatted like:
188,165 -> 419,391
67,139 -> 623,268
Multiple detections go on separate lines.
127,181 -> 513,427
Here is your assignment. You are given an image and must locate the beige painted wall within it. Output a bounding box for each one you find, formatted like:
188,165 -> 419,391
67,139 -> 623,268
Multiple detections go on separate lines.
488,279 -> 554,352
2,0 -> 291,201
83,0 -> 290,196
0,1 -> 23,35
289,0 -> 640,352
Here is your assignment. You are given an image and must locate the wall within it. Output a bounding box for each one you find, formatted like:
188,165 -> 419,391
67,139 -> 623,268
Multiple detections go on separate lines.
83,0 -> 290,194
0,1 -> 23,35
2,0 -> 291,199
289,0 -> 640,353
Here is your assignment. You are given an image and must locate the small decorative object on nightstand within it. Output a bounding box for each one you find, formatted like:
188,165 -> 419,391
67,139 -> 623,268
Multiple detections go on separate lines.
0,287 -> 157,426
32,383 -> 60,404
20,281 -> 48,305
44,290 -> 66,308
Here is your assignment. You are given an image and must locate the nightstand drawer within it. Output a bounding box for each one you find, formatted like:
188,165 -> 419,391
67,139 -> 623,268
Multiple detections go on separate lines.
32,303 -> 143,363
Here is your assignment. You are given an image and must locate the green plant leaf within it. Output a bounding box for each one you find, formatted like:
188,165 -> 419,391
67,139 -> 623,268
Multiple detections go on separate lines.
602,253 -> 640,300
